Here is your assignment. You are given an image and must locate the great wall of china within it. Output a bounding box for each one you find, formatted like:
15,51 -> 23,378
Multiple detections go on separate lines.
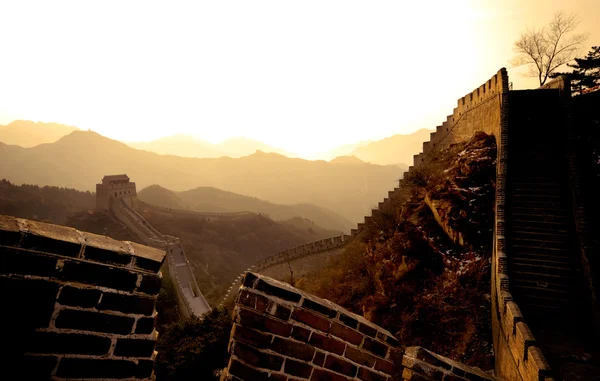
3,68 -> 597,379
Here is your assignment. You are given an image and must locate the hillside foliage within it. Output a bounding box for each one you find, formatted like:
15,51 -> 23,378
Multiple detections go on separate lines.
297,132 -> 497,369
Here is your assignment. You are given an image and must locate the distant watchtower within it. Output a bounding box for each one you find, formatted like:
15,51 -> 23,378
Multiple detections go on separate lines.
96,174 -> 137,210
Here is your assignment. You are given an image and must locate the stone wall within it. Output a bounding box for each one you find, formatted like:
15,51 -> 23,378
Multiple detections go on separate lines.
218,235 -> 351,307
0,214 -> 165,380
109,196 -> 211,318
223,272 -> 400,380
136,199 -> 255,219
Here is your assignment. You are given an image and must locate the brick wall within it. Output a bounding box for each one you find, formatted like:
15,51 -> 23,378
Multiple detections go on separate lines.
0,214 -> 165,380
218,235 -> 351,308
223,272 -> 400,380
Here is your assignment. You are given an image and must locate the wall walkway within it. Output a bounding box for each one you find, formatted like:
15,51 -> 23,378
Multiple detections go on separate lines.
110,196 -> 210,318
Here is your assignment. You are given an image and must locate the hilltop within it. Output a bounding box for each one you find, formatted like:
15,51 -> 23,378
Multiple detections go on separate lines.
0,130 -> 401,223
0,120 -> 79,147
138,184 -> 353,231
128,135 -> 296,158
350,128 -> 433,166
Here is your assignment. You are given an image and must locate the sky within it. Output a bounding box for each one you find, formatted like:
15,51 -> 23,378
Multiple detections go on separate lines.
1,0 -> 599,157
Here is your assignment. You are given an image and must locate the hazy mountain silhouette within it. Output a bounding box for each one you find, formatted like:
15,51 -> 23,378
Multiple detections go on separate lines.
0,120 -> 79,147
350,128 -> 433,166
329,155 -> 365,165
128,134 -> 296,158
0,130 -> 401,223
137,184 -> 353,231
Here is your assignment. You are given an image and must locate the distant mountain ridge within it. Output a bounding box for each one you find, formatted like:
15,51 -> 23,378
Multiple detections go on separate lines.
128,135 -> 297,158
137,184 -> 354,231
0,130 -> 402,223
0,120 -> 80,147
349,128 -> 433,166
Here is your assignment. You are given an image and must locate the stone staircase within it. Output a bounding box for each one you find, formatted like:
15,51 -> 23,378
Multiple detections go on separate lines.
506,89 -> 600,380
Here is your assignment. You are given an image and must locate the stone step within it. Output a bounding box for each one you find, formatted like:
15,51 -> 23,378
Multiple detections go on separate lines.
511,212 -> 567,223
512,244 -> 571,257
510,222 -> 568,233
512,230 -> 569,242
511,270 -> 576,287
511,278 -> 573,294
510,261 -> 574,277
515,290 -> 573,305
511,251 -> 572,263
512,237 -> 570,250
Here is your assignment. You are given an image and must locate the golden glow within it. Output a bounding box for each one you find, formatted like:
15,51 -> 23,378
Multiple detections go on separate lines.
0,1 -> 598,158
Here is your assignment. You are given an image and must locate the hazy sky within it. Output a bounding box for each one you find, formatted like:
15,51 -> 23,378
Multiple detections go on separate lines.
1,1 -> 598,157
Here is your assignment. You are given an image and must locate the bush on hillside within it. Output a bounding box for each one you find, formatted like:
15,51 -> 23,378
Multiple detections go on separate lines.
155,308 -> 232,381
297,132 -> 497,369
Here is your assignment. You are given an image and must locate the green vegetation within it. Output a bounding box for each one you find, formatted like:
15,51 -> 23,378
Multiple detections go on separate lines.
155,308 -> 232,381
297,132 -> 497,369
555,46 -> 600,95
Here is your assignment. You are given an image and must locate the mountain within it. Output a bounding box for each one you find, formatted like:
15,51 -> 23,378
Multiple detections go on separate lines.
127,135 -> 296,158
329,155 -> 365,165
128,135 -> 227,158
138,185 -> 353,231
350,128 -> 433,166
0,130 -> 402,224
0,120 -> 79,147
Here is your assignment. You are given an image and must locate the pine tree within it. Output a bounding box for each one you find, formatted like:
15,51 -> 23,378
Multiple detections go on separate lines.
555,46 -> 600,95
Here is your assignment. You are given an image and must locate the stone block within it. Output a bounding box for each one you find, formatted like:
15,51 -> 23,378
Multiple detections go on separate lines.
362,337 -> 389,358
135,316 -> 156,334
310,368 -> 352,381
292,308 -> 332,332
345,345 -> 376,367
357,367 -> 388,381
99,292 -> 155,316
56,358 -> 138,379
58,285 -> 102,308
309,332 -> 346,355
324,354 -> 357,377
272,337 -> 316,361
60,260 -> 138,292
237,308 -> 293,337
284,358 -> 313,378
330,321 -> 363,345
232,342 -> 284,370
55,309 -> 135,335
29,331 -> 111,355
0,247 -> 58,277
232,324 -> 273,349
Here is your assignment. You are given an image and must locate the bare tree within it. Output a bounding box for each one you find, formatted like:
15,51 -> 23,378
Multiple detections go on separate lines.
511,11 -> 588,86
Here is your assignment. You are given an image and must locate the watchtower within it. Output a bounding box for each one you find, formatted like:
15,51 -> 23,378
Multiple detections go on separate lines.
96,174 -> 137,210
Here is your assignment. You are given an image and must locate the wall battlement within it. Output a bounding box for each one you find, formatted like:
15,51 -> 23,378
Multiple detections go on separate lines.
0,214 -> 165,380
136,200 -> 255,219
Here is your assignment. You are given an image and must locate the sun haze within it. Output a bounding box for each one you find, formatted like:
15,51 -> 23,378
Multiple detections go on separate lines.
0,0 -> 598,158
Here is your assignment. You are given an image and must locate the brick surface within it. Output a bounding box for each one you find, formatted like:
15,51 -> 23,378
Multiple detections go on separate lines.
229,359 -> 271,381
232,342 -> 284,370
232,324 -> 273,349
311,368 -> 351,381
237,308 -> 293,337
114,338 -> 157,357
345,346 -> 376,367
285,358 -> 313,378
56,358 -> 137,378
358,323 -> 377,338
302,298 -> 337,318
291,325 -> 312,342
272,337 -> 315,361
55,309 -> 135,335
313,351 -> 326,366
138,274 -> 162,295
330,321 -> 363,345
358,367 -> 388,381
60,260 -> 137,292
84,246 -> 131,266
30,331 -> 111,355
309,332 -> 346,355
324,355 -> 357,377
58,285 -> 101,308
255,279 -> 302,302
99,292 -> 155,315
135,316 -> 156,334
292,308 -> 332,332
362,337 -> 389,358
0,247 -> 58,277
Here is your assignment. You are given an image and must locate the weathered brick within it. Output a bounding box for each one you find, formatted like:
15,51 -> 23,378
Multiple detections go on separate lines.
55,309 -> 135,335
302,298 -> 336,318
233,342 -> 284,370
358,367 -> 388,381
0,247 -> 57,277
237,308 -> 292,337
60,260 -> 137,292
114,338 -> 156,357
56,358 -> 137,378
313,351 -> 326,366
292,308 -> 332,332
30,331 -> 111,355
138,274 -> 162,295
239,289 -> 271,312
325,355 -> 357,377
135,316 -> 156,334
345,346 -> 376,367
285,358 -> 313,378
232,324 -> 273,349
58,285 -> 101,308
274,305 -> 292,320
272,337 -> 315,361
229,359 -> 270,381
84,246 -> 131,266
358,323 -> 377,338
374,358 -> 397,375
134,256 -> 162,273
339,313 -> 358,329
362,337 -> 389,358
243,272 -> 258,288
291,326 -> 312,342
311,368 -> 351,381
255,279 -> 301,302
21,233 -> 81,257
99,292 -> 155,315
330,321 -> 363,345
2,277 -> 59,330
309,332 -> 346,355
